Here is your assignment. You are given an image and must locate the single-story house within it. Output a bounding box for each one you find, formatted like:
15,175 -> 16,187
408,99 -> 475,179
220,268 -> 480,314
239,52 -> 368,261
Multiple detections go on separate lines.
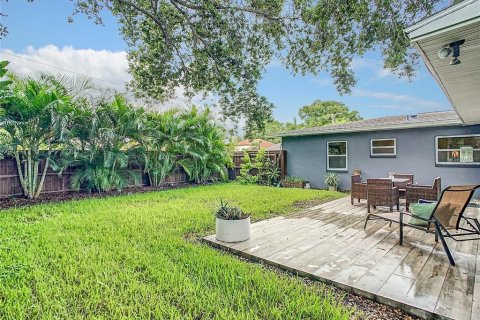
280,111 -> 479,190
279,0 -> 480,194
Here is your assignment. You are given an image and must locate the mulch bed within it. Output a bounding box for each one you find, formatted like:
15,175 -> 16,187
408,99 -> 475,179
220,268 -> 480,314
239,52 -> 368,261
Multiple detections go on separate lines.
0,183 -> 201,210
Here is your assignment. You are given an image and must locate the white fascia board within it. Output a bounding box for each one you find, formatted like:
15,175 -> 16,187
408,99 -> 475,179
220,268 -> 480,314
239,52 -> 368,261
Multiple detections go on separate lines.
405,0 -> 480,42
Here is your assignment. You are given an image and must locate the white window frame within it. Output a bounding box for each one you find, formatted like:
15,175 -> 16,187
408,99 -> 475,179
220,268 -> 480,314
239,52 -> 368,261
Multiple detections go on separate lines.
327,141 -> 348,171
370,138 -> 396,157
435,134 -> 480,166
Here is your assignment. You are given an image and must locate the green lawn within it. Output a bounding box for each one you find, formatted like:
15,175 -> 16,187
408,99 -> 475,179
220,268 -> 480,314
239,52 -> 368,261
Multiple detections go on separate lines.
0,183 -> 354,319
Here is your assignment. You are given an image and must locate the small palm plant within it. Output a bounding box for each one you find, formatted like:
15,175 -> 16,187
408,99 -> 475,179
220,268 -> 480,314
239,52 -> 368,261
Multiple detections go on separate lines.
324,172 -> 340,191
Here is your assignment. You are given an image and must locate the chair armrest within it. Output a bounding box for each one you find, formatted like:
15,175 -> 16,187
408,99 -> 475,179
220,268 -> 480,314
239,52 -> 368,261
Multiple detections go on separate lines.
407,184 -> 433,189
418,199 -> 436,204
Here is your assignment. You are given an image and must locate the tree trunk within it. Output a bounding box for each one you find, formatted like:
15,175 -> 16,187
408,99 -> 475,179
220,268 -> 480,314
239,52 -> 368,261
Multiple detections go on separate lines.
14,152 -> 27,196
34,152 -> 50,198
27,150 -> 33,198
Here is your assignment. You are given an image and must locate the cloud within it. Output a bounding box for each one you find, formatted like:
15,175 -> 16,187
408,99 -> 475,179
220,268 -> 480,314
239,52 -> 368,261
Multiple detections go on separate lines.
353,89 -> 449,111
2,45 -> 130,89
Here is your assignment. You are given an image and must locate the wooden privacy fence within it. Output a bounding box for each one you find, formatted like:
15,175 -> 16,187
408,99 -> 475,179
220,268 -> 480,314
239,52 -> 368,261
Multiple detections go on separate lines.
230,150 -> 286,180
0,156 -> 188,198
0,150 -> 286,198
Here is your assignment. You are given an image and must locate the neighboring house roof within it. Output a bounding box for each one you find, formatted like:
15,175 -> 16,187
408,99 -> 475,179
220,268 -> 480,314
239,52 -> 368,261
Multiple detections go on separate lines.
266,143 -> 282,151
277,111 -> 463,137
236,139 -> 274,149
405,0 -> 480,124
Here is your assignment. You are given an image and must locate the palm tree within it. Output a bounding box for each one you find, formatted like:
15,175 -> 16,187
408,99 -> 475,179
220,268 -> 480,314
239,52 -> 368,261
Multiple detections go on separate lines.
0,60 -> 12,117
139,110 -> 183,187
54,94 -> 144,192
177,107 -> 230,183
0,74 -> 76,198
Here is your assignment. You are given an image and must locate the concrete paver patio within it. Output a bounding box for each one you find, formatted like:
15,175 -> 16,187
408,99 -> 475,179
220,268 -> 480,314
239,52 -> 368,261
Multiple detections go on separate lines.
203,197 -> 480,320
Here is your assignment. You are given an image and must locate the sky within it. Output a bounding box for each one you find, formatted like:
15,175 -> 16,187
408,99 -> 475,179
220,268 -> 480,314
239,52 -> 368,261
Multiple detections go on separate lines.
0,0 -> 452,124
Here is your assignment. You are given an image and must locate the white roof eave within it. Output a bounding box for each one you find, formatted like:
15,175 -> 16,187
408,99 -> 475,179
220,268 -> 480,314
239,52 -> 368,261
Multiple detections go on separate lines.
405,0 -> 480,42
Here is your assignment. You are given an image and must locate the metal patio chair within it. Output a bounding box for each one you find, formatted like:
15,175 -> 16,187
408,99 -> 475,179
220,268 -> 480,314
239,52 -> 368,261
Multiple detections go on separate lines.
364,185 -> 480,266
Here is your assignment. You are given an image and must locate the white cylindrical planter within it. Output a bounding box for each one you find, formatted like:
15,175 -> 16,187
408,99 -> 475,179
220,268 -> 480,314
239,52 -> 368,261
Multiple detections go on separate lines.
328,186 -> 337,191
216,217 -> 250,242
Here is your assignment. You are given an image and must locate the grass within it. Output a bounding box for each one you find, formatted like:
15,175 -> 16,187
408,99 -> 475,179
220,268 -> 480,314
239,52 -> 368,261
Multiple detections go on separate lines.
0,182 -> 353,319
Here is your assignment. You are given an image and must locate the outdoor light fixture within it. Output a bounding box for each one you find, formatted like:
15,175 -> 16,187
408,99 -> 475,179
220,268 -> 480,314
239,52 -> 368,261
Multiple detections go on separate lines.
437,39 -> 465,65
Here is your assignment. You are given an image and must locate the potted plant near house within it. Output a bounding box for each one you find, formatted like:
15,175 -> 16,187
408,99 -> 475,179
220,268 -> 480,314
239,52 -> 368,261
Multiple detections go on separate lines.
215,200 -> 250,242
280,176 -> 308,188
324,172 -> 340,191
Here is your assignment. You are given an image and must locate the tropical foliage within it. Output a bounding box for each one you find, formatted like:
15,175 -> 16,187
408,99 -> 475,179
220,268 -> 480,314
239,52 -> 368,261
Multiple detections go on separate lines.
0,67 -> 230,196
237,148 -> 280,186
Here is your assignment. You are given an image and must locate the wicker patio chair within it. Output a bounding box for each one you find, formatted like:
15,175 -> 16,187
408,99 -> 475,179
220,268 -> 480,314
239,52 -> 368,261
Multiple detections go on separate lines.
393,173 -> 414,198
405,177 -> 441,211
351,175 -> 367,205
364,185 -> 480,266
366,178 -> 400,213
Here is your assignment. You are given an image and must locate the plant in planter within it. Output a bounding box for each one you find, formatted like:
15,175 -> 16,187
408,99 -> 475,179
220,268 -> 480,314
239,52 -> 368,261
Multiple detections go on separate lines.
324,172 -> 340,191
281,176 -> 307,188
353,168 -> 361,176
215,200 -> 250,242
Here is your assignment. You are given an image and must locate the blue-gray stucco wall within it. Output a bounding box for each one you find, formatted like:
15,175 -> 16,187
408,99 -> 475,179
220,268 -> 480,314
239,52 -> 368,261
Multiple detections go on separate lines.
283,125 -> 480,196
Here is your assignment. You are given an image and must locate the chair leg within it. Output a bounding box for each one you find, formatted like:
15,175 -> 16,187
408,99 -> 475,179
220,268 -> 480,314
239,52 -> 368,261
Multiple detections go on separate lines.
389,206 -> 392,212
364,215 -> 370,229
358,198 -> 360,203
434,221 -> 455,266
397,203 -> 399,211
399,212 -> 404,245
351,197 -> 354,205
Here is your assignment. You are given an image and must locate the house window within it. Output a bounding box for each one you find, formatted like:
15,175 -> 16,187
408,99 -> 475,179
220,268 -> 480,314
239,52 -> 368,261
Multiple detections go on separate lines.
327,141 -> 347,171
436,135 -> 480,165
371,138 -> 396,157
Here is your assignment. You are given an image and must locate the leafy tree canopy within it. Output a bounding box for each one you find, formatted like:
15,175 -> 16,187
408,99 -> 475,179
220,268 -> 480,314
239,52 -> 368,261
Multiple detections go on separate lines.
0,0 -> 450,133
249,100 -> 361,141
298,100 -> 362,127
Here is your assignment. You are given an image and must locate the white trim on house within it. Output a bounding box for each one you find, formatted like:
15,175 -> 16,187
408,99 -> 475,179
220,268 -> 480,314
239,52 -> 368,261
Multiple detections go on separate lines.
435,134 -> 480,166
327,141 -> 348,171
370,138 -> 396,157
